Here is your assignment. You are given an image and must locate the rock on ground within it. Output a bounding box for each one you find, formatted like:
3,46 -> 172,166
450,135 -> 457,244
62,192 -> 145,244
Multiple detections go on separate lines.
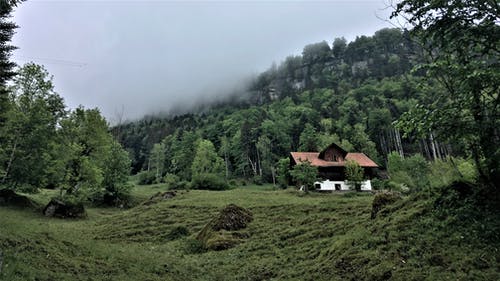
43,198 -> 86,218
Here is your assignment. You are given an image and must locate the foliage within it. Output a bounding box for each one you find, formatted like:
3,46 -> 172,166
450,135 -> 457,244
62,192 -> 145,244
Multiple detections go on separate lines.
387,152 -> 430,192
345,160 -> 364,191
149,142 -> 165,184
191,173 -> 230,191
191,139 -> 225,178
276,158 -> 290,188
137,170 -> 156,185
58,107 -> 132,205
1,63 -> 65,191
0,0 -> 20,130
115,28 -> 435,183
289,161 -> 317,191
101,141 -> 132,205
392,0 -> 500,189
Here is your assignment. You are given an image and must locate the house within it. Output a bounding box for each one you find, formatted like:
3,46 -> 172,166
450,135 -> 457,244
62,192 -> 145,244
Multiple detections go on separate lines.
290,143 -> 378,191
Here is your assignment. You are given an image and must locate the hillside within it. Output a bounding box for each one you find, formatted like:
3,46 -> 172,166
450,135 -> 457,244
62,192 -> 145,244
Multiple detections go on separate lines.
114,28 -> 439,176
1,184 -> 498,281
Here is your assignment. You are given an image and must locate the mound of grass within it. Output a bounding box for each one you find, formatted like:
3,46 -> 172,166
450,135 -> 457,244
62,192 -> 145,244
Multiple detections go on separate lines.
197,204 -> 253,251
370,191 -> 402,219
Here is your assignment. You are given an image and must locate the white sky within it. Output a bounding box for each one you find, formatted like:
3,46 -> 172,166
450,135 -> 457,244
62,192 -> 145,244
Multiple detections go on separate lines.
12,0 -> 395,121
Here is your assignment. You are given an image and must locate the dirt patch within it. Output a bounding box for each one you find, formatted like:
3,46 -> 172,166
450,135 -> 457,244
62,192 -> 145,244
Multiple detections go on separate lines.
143,191 -> 177,206
371,191 -> 402,219
42,198 -> 86,219
197,204 -> 253,251
0,189 -> 38,209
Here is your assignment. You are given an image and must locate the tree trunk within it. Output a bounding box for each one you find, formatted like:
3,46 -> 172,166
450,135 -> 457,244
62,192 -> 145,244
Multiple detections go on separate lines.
2,137 -> 18,184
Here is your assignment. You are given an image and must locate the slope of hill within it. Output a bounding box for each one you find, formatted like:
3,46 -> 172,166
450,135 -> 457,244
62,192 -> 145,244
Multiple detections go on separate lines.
1,185 -> 498,280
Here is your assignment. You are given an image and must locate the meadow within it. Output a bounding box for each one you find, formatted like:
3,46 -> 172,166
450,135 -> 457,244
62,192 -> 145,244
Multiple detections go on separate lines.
1,184 -> 498,281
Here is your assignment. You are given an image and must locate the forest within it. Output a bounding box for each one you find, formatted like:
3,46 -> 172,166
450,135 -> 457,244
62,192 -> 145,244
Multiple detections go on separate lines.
0,0 -> 499,280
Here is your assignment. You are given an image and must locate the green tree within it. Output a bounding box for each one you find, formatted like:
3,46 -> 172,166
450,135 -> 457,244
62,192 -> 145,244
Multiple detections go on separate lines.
0,0 -> 21,125
102,141 -> 131,204
149,143 -> 165,183
59,107 -> 131,204
276,157 -> 291,188
191,139 -> 225,178
345,160 -> 364,191
392,0 -> 500,189
1,63 -> 65,190
290,161 -> 318,192
298,123 -> 318,152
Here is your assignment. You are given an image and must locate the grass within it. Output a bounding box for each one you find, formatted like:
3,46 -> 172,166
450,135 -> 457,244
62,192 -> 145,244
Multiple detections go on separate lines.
1,184 -> 499,280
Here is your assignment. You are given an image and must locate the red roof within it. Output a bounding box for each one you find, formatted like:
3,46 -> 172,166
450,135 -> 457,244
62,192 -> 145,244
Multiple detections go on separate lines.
290,152 -> 378,168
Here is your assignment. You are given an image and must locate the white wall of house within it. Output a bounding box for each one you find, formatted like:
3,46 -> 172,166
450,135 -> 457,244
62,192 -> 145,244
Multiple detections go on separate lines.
314,179 -> 372,191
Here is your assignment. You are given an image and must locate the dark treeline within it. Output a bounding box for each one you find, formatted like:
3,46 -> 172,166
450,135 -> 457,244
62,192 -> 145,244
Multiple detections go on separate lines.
114,28 -> 461,182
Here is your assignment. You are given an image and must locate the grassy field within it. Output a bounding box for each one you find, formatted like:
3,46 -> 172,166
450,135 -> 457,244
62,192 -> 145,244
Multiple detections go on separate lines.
1,184 -> 499,281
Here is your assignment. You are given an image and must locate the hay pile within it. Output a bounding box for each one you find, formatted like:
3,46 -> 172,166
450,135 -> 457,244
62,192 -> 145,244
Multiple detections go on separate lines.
197,204 -> 253,251
371,191 -> 402,219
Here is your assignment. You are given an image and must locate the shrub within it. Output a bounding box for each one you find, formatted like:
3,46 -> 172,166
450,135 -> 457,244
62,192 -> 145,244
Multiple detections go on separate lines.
166,180 -> 190,190
164,173 -> 190,190
252,175 -> 263,185
137,170 -> 156,185
228,179 -> 238,188
191,173 -> 229,191
371,178 -> 387,190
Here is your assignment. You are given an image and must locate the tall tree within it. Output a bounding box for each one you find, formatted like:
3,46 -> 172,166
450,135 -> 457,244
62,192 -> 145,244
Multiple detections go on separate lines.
1,63 -> 65,190
392,0 -> 500,189
191,139 -> 225,178
0,0 -> 21,121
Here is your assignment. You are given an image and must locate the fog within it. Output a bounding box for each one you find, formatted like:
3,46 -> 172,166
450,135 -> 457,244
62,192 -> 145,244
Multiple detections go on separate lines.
12,0 -> 394,122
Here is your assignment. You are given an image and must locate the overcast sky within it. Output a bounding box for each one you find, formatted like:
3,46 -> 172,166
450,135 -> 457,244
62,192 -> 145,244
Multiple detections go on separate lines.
12,0 -> 395,122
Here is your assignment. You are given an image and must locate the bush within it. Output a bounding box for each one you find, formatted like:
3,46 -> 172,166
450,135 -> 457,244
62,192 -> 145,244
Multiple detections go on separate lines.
164,173 -> 191,190
137,170 -> 156,185
191,173 -> 229,191
169,180 -> 191,190
228,179 -> 238,188
252,175 -> 263,185
371,178 -> 388,190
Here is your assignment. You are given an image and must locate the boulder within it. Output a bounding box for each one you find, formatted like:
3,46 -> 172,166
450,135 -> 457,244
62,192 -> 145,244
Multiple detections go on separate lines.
197,204 -> 253,251
43,198 -> 86,218
0,189 -> 37,209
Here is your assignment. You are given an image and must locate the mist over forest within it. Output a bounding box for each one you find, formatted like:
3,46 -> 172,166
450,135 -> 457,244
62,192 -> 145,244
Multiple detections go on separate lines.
11,0 -> 395,121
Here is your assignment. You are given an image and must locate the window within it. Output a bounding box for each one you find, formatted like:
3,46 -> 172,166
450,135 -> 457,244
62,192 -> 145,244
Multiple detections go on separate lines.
335,184 -> 341,190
